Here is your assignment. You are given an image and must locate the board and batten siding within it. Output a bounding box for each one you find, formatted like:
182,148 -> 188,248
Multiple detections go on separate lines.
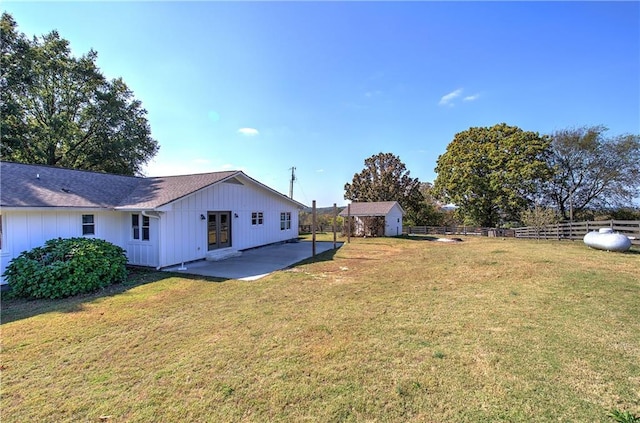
157,179 -> 300,268
385,205 -> 404,237
0,210 -> 128,282
124,214 -> 160,267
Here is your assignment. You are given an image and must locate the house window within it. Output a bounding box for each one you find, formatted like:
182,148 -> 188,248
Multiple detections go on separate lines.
132,214 -> 150,241
0,214 -> 3,250
252,212 -> 264,226
280,212 -> 291,230
82,214 -> 95,236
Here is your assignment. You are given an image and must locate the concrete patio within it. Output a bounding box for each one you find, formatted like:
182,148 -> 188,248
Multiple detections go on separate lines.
163,240 -> 343,281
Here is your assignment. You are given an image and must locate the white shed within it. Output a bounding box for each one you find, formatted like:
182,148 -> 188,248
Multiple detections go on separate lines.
0,162 -> 305,283
339,201 -> 405,237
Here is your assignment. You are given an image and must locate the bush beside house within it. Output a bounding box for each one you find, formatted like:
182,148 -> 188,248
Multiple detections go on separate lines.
4,238 -> 128,299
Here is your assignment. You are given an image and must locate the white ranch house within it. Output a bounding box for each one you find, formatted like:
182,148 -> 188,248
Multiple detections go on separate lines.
340,201 -> 405,237
0,162 -> 305,284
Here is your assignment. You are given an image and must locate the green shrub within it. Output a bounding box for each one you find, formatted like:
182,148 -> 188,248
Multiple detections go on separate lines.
610,410 -> 640,423
4,237 -> 128,299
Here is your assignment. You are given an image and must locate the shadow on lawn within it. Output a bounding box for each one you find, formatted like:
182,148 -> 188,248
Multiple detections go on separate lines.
0,248 -> 344,324
0,266 -> 225,325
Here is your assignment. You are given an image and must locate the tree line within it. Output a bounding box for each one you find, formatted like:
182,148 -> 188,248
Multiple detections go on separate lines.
344,124 -> 640,228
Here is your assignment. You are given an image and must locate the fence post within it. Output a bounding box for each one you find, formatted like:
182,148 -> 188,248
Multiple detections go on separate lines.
312,200 -> 316,257
347,204 -> 351,243
332,203 -> 337,249
569,221 -> 572,240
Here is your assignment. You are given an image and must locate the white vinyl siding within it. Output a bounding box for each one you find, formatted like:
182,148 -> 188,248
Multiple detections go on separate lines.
0,210 -> 128,282
384,204 -> 404,236
158,178 -> 300,268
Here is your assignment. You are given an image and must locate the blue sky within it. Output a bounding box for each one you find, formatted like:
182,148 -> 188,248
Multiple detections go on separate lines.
4,1 -> 639,207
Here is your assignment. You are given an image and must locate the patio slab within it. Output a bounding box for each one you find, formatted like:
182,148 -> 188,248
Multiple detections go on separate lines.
163,240 -> 343,281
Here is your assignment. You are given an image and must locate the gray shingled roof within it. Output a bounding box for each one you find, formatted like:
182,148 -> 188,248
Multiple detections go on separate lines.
116,171 -> 238,209
1,162 -> 141,208
0,162 -> 296,210
339,201 -> 404,216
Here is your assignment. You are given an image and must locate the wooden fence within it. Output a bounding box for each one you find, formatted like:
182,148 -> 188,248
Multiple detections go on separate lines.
302,221 -> 640,246
403,226 -> 515,237
513,220 -> 640,245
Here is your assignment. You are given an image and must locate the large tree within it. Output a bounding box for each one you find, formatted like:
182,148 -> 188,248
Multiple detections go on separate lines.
433,123 -> 552,227
544,125 -> 640,220
344,152 -> 423,217
405,182 -> 448,226
0,13 -> 159,175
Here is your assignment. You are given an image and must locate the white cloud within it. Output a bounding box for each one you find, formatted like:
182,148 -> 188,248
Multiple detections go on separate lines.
438,88 -> 463,106
238,127 -> 259,136
463,94 -> 480,102
316,169 -> 324,173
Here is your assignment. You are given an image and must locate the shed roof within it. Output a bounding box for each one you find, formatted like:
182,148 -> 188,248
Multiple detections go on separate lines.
0,161 -> 304,210
339,201 -> 405,217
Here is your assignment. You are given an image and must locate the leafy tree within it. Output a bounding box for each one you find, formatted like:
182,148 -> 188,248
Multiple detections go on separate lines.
0,13 -> 159,175
344,152 -> 424,217
433,123 -> 552,227
520,204 -> 558,239
405,182 -> 447,226
543,125 -> 640,220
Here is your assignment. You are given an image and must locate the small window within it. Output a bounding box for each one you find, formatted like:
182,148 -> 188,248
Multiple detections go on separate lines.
0,213 -> 3,250
132,214 -> 150,241
82,214 -> 95,236
252,212 -> 264,226
280,212 -> 291,231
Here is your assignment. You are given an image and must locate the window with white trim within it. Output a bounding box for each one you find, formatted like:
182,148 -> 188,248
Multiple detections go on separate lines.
252,212 -> 264,226
280,212 -> 291,230
132,214 -> 150,241
82,214 -> 95,236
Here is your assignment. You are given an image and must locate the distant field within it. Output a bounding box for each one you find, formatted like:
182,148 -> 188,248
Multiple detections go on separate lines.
1,236 -> 639,422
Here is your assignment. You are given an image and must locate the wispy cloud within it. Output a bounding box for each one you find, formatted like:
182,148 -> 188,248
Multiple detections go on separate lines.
316,169 -> 324,173
438,88 -> 463,106
463,94 -> 480,102
238,127 -> 259,136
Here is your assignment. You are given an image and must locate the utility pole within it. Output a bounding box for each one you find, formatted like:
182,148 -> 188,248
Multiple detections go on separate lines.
289,167 -> 296,199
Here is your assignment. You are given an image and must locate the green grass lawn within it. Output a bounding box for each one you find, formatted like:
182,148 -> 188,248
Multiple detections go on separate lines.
1,236 -> 639,422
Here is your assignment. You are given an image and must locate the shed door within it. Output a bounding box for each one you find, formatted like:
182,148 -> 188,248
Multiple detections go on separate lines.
208,211 -> 231,250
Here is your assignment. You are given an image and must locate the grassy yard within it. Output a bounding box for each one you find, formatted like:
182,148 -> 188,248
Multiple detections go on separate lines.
1,236 -> 639,422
